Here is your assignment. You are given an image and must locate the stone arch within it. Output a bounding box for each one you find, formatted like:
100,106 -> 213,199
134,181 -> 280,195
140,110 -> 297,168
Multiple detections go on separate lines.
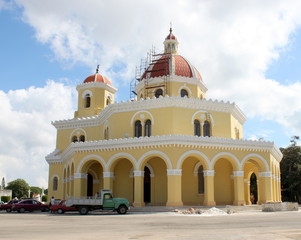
77,154 -> 106,173
137,150 -> 172,170
240,153 -> 269,172
87,169 -> 98,180
70,163 -> 75,196
177,150 -> 210,170
111,156 -> 135,203
191,110 -> 215,126
70,128 -> 87,142
130,110 -> 155,127
213,155 -> 235,205
129,163 -> 155,178
178,84 -> 192,97
81,90 -> 93,98
107,153 -> 137,172
211,152 -> 240,170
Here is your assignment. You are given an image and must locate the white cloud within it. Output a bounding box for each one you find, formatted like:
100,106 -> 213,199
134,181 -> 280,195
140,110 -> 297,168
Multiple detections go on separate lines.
0,81 -> 76,187
4,0 -> 301,185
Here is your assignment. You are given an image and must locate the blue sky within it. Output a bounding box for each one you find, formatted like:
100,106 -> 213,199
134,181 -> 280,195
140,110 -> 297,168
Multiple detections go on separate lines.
1,0 -> 301,187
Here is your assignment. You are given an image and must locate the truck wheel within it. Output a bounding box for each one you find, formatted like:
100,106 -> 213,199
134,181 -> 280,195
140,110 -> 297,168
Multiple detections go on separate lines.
79,207 -> 89,215
6,208 -> 12,213
57,209 -> 64,214
117,205 -> 127,214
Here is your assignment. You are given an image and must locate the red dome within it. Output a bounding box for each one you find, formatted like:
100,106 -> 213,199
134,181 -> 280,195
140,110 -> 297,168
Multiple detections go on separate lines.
141,54 -> 202,80
83,74 -> 111,85
165,32 -> 176,40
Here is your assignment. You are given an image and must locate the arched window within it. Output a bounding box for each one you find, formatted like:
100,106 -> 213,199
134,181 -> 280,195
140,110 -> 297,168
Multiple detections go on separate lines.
203,120 -> 211,137
106,96 -> 111,105
72,136 -> 78,143
104,127 -> 109,140
53,177 -> 58,191
85,94 -> 91,108
155,89 -> 163,98
198,166 -> 204,194
79,135 -> 85,142
181,89 -> 188,97
194,120 -> 201,136
235,128 -> 240,139
145,120 -> 151,137
134,120 -> 142,137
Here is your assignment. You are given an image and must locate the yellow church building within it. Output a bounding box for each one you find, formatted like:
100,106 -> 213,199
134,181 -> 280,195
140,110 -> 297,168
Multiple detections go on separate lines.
46,29 -> 282,207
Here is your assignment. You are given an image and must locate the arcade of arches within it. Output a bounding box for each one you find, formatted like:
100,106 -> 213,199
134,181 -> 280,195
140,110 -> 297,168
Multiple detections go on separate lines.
59,150 -> 281,207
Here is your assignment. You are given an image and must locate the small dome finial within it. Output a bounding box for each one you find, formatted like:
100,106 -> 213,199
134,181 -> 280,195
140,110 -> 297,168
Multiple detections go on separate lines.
96,64 -> 99,74
170,22 -> 172,34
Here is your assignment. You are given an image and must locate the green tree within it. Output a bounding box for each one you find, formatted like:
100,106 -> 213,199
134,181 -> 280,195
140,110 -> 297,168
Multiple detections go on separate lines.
6,179 -> 30,199
280,136 -> 301,203
30,186 -> 42,198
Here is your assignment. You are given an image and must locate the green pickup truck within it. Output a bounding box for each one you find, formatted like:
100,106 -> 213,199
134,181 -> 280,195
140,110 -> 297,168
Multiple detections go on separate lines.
66,190 -> 130,215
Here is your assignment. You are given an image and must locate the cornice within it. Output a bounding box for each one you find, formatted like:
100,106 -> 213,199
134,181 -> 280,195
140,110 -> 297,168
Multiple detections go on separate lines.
76,81 -> 117,93
52,95 -> 246,129
45,135 -> 282,164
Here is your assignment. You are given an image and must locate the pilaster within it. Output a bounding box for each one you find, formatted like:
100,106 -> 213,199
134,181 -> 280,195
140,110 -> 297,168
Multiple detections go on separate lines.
166,169 -> 183,207
133,170 -> 145,207
232,171 -> 245,205
203,170 -> 216,206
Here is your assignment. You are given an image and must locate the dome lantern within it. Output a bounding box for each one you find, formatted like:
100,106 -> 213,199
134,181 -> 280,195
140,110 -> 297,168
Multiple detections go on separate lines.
163,27 -> 179,54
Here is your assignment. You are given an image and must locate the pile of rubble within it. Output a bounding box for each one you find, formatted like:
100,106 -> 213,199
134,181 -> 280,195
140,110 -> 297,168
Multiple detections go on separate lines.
174,207 -> 236,215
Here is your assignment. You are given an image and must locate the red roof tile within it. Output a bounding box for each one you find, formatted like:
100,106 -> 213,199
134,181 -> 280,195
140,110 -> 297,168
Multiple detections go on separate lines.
83,74 -> 111,85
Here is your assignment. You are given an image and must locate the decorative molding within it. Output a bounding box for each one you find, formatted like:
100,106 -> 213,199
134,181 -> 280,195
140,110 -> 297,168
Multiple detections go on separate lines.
232,171 -> 244,177
203,170 -> 215,176
46,135 -> 283,165
51,95 -> 246,130
74,173 -> 87,179
76,81 -> 117,94
103,172 -> 114,178
81,90 -> 93,98
130,110 -> 155,126
134,170 -> 144,177
167,169 -> 182,175
258,171 -> 272,177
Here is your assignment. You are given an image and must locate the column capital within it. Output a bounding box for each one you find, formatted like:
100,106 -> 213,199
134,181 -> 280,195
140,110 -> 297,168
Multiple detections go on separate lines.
232,171 -> 244,177
74,173 -> 87,179
259,171 -> 272,177
203,170 -> 215,176
134,170 -> 144,177
103,172 -> 114,178
167,169 -> 182,176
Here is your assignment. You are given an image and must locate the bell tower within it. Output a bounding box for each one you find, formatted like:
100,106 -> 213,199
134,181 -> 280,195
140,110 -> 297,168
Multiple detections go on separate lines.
74,66 -> 117,118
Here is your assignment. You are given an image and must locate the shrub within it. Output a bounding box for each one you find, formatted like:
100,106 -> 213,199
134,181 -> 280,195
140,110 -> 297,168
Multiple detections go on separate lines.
42,195 -> 48,202
1,196 -> 11,202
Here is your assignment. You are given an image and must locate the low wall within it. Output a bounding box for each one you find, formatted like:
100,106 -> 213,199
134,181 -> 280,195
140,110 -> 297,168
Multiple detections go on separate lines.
262,202 -> 299,212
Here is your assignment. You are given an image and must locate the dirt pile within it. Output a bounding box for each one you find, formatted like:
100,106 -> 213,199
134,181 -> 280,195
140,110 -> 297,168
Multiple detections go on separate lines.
174,207 -> 235,215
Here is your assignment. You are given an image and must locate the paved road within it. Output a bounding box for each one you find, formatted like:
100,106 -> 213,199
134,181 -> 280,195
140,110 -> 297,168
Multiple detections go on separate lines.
0,210 -> 300,240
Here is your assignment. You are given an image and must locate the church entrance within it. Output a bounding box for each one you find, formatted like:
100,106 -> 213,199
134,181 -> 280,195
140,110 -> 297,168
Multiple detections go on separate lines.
144,166 -> 151,204
250,173 -> 258,204
87,173 -> 93,197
